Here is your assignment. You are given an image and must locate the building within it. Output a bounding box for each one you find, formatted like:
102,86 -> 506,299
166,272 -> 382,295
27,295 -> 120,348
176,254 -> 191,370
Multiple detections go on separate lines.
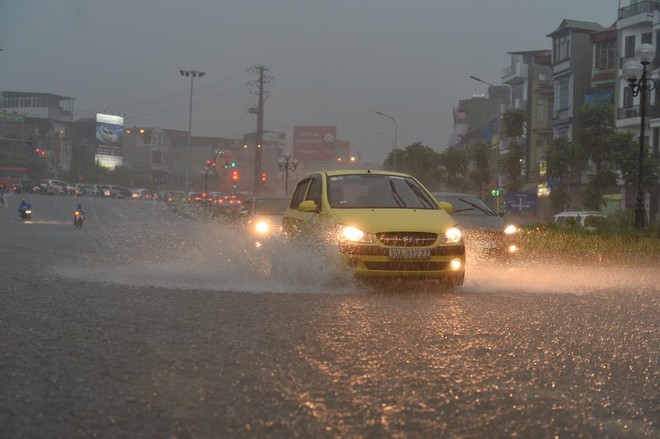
616,1 -> 660,220
1,91 -> 74,177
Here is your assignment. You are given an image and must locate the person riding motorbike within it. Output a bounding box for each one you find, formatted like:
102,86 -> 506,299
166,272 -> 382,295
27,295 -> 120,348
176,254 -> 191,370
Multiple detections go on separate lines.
18,199 -> 31,219
74,203 -> 85,225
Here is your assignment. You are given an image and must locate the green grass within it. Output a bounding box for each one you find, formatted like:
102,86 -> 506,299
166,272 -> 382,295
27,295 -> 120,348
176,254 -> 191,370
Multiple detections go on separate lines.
518,217 -> 660,266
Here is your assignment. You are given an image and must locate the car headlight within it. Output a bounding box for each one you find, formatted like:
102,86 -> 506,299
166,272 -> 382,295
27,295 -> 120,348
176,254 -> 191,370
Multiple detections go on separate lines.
340,225 -> 372,244
504,224 -> 518,235
441,227 -> 462,244
254,220 -> 271,235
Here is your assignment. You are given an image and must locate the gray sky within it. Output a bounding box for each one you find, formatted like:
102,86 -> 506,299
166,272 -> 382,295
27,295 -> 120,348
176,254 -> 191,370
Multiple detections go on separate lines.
1,0 -> 618,163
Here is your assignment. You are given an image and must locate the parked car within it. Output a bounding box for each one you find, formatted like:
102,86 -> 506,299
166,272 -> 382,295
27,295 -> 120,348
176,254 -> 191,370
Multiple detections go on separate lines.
553,211 -> 607,231
282,170 -> 465,285
432,192 -> 518,259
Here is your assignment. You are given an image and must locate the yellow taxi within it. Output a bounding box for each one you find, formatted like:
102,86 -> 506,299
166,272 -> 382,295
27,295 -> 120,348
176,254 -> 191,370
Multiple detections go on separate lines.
282,170 -> 465,285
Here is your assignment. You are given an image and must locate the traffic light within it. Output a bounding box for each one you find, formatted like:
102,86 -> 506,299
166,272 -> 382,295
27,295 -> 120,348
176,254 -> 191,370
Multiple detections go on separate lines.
34,147 -> 40,158
231,161 -> 236,168
261,172 -> 267,182
232,170 -> 239,189
205,159 -> 211,166
491,188 -> 500,196
224,160 -> 229,169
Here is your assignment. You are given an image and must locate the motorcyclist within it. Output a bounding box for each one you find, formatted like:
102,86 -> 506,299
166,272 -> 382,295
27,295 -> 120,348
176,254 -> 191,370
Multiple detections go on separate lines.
18,199 -> 31,219
74,203 -> 85,224
18,199 -> 31,213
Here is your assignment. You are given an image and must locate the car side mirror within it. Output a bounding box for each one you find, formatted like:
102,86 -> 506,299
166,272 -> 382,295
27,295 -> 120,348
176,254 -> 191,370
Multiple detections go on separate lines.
438,201 -> 453,214
298,200 -> 318,213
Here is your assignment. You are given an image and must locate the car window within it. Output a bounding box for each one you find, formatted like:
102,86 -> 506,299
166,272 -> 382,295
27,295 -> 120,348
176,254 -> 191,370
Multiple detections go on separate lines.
290,179 -> 310,209
436,195 -> 497,216
306,176 -> 322,205
327,174 -> 437,209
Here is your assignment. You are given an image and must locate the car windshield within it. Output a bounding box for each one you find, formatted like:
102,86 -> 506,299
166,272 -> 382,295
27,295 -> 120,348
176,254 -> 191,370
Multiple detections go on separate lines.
438,195 -> 498,216
253,198 -> 289,215
327,174 -> 437,209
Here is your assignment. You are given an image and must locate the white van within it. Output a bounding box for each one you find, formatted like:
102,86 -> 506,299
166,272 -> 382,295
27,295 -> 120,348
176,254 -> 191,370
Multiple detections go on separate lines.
553,211 -> 607,231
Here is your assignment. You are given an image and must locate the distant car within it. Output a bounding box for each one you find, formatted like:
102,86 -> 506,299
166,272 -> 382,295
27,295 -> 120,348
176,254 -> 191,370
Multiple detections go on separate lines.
211,194 -> 243,215
242,196 -> 290,244
283,170 -> 465,284
130,188 -> 153,200
432,192 -> 518,259
553,211 -> 607,231
39,179 -> 71,195
75,183 -> 99,197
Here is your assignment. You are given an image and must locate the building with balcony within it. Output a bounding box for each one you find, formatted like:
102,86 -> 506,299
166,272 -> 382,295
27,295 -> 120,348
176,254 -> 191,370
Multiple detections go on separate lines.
616,1 -> 660,221
501,50 -> 554,186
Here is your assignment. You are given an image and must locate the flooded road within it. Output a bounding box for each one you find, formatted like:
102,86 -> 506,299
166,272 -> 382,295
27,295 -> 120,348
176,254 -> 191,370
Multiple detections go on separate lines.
1,194 -> 658,438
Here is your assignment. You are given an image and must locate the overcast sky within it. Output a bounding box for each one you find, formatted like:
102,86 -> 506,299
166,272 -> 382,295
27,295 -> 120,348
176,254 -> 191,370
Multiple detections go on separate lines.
1,0 -> 618,163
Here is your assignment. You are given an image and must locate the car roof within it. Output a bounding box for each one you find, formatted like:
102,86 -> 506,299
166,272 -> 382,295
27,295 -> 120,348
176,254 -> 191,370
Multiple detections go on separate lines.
554,211 -> 606,217
431,192 -> 480,198
322,169 -> 413,178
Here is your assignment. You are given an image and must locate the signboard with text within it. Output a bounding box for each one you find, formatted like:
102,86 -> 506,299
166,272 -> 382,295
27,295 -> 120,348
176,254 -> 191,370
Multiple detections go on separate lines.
293,125 -> 337,161
505,191 -> 537,213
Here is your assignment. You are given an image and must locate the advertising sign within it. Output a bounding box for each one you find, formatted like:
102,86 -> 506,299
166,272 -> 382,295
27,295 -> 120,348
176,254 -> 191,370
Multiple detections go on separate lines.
95,113 -> 124,169
293,126 -> 337,161
95,113 -> 123,157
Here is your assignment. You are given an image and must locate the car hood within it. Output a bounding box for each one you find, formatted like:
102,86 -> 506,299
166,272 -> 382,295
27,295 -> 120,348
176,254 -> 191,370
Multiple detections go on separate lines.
331,208 -> 456,234
452,213 -> 506,232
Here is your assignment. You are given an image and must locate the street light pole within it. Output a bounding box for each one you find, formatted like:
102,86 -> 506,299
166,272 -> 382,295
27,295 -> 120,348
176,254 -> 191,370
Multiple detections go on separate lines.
469,75 -> 513,211
278,153 -> 299,196
623,43 -> 656,229
180,69 -> 206,192
375,111 -> 397,172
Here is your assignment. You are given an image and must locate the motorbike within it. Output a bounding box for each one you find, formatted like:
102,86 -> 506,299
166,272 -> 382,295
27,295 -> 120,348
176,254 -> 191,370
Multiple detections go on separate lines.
19,208 -> 32,220
74,210 -> 85,228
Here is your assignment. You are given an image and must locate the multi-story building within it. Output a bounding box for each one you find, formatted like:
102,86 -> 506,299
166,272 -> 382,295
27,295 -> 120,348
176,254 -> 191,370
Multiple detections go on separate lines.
1,91 -> 74,178
616,0 -> 660,220
501,50 -> 554,186
547,19 -> 605,140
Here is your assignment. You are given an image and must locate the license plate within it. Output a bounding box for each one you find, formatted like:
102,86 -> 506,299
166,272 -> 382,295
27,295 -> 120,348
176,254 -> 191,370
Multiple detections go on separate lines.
474,240 -> 498,249
388,248 -> 431,259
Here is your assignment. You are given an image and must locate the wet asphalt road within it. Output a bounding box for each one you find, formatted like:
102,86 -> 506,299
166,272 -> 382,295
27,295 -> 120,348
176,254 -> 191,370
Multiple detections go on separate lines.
0,193 -> 658,438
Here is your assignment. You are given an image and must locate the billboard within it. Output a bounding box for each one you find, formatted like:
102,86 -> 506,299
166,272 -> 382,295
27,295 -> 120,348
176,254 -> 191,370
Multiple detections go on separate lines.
293,125 -> 337,161
95,113 -> 124,169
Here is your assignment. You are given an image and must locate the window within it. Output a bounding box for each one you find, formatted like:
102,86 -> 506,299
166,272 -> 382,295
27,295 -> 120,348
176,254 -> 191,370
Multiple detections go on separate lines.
553,35 -> 570,62
557,77 -> 569,111
642,32 -> 652,44
290,179 -> 310,208
625,35 -> 636,58
306,175 -> 322,206
623,87 -> 633,109
594,40 -> 616,70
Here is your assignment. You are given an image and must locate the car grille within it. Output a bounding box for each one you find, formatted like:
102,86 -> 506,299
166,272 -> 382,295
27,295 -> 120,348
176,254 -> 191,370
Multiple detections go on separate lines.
363,261 -> 449,271
340,243 -> 464,256
376,232 -> 437,247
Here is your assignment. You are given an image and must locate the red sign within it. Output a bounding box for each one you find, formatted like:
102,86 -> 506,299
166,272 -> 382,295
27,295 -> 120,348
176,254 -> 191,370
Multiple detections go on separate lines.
293,126 -> 337,161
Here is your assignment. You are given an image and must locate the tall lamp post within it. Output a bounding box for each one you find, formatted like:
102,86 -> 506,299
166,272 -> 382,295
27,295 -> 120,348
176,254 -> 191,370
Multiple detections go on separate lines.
469,75 -> 513,211
623,43 -> 656,229
180,69 -> 206,191
277,153 -> 299,196
375,110 -> 397,171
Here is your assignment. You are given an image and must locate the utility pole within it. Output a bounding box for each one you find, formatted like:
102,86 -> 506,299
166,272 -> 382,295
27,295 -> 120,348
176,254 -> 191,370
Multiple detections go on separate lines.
249,65 -> 270,195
